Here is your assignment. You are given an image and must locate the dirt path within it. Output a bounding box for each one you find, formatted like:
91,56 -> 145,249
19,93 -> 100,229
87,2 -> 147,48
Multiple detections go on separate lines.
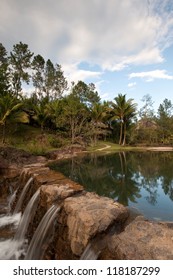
146,147 -> 173,151
96,144 -> 111,151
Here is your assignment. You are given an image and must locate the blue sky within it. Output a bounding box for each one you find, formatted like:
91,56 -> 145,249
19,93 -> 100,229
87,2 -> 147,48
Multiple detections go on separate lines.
1,0 -> 173,112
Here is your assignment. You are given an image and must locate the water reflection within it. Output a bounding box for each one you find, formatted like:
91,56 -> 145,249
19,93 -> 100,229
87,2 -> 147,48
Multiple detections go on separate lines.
50,151 -> 173,221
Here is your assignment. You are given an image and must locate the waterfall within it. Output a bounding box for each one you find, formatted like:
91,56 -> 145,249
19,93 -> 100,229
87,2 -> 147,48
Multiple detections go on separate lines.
8,189 -> 17,213
0,239 -> 25,260
0,189 -> 40,260
0,211 -> 21,260
25,205 -> 60,260
0,212 -> 21,228
0,190 -> 20,229
13,177 -> 34,214
14,189 -> 40,241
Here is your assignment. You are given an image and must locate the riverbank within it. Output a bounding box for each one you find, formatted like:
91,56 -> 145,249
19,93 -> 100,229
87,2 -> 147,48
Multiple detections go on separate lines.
1,144 -> 173,260
1,159 -> 173,260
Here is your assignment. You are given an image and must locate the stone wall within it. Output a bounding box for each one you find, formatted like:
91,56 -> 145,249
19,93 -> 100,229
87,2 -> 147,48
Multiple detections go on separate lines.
3,162 -> 173,259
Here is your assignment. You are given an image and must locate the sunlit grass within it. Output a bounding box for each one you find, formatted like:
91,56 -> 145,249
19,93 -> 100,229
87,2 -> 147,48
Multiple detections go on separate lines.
86,141 -> 146,152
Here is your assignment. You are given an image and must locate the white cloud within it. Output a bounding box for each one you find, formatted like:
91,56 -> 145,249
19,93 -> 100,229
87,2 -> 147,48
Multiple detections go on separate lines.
129,69 -> 173,82
1,0 -> 173,71
62,63 -> 102,85
128,82 -> 137,88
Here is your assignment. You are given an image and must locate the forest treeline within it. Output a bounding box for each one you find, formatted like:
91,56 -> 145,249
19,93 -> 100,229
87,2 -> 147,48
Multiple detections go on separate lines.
0,41 -> 173,147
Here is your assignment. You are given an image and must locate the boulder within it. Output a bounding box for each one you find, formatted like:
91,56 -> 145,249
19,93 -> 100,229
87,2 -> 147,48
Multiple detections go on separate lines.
64,192 -> 129,256
40,183 -> 83,209
109,216 -> 173,259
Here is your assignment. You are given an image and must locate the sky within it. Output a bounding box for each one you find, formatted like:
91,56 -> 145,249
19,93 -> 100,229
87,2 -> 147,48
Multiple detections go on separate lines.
1,0 -> 173,112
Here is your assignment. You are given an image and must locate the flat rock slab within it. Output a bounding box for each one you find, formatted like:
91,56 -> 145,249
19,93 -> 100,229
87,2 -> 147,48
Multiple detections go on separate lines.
109,216 -> 173,259
40,183 -> 83,209
64,192 -> 129,255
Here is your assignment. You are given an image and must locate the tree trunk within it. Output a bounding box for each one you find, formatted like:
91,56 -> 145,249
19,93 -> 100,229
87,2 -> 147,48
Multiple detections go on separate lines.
94,122 -> 98,145
119,120 -> 123,145
122,122 -> 126,146
71,118 -> 75,144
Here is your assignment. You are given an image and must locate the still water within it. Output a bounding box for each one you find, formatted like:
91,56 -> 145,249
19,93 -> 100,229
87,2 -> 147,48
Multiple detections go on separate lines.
50,151 -> 173,221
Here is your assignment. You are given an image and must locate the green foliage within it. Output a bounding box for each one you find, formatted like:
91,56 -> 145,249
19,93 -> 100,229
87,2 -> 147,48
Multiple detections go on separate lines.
156,99 -> 173,144
0,92 -> 29,143
32,54 -> 45,98
26,141 -> 47,155
1,41 -> 173,150
9,42 -> 33,96
48,135 -> 63,148
110,94 -> 137,145
72,81 -> 100,107
0,43 -> 10,96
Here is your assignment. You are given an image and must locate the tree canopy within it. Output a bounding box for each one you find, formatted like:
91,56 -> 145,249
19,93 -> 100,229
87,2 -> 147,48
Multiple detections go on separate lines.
1,41 -> 173,148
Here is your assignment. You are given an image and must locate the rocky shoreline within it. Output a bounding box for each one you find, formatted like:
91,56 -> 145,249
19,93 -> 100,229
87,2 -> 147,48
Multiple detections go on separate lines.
1,147 -> 173,259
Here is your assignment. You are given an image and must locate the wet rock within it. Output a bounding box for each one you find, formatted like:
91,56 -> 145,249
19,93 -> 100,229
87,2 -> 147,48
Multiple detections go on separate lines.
109,216 -> 173,260
40,182 -> 83,209
64,192 -> 129,256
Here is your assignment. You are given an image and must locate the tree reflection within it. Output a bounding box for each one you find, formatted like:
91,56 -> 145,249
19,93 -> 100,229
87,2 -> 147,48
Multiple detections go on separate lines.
50,151 -> 173,209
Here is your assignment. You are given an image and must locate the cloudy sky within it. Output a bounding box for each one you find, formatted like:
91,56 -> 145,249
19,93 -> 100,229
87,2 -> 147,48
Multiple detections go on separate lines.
1,0 -> 173,111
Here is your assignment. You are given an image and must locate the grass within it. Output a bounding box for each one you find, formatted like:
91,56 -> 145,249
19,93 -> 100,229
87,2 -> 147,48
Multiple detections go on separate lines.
0,124 -> 149,156
0,124 -> 68,155
86,140 -> 145,153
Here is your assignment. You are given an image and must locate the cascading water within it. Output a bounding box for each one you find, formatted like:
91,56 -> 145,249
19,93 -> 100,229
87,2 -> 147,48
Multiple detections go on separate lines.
14,189 -> 40,242
0,188 -> 21,230
0,212 -> 21,229
25,205 -> 60,260
13,177 -> 34,214
0,186 -> 39,260
8,189 -> 17,213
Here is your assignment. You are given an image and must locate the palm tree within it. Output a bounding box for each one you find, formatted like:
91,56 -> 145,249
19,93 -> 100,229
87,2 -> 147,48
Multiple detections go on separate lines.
90,102 -> 108,144
0,93 -> 29,143
111,94 -> 137,145
44,99 -> 61,128
32,98 -> 49,133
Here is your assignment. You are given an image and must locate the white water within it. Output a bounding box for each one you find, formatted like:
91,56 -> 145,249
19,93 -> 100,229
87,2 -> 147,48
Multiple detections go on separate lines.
0,213 -> 21,228
8,189 -> 17,213
0,239 -> 26,260
13,177 -> 34,214
25,205 -> 60,260
14,189 -> 40,241
0,189 -> 39,260
0,213 -> 22,260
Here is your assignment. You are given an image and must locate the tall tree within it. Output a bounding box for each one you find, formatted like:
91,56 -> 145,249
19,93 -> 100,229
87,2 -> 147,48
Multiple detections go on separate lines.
9,42 -> 33,96
61,93 -> 88,144
157,98 -> 173,143
110,94 -> 137,145
72,81 -> 100,108
53,63 -> 68,99
90,102 -> 108,144
0,43 -> 10,96
137,94 -> 157,145
44,59 -> 55,100
139,94 -> 154,120
32,54 -> 45,99
33,59 -> 68,101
